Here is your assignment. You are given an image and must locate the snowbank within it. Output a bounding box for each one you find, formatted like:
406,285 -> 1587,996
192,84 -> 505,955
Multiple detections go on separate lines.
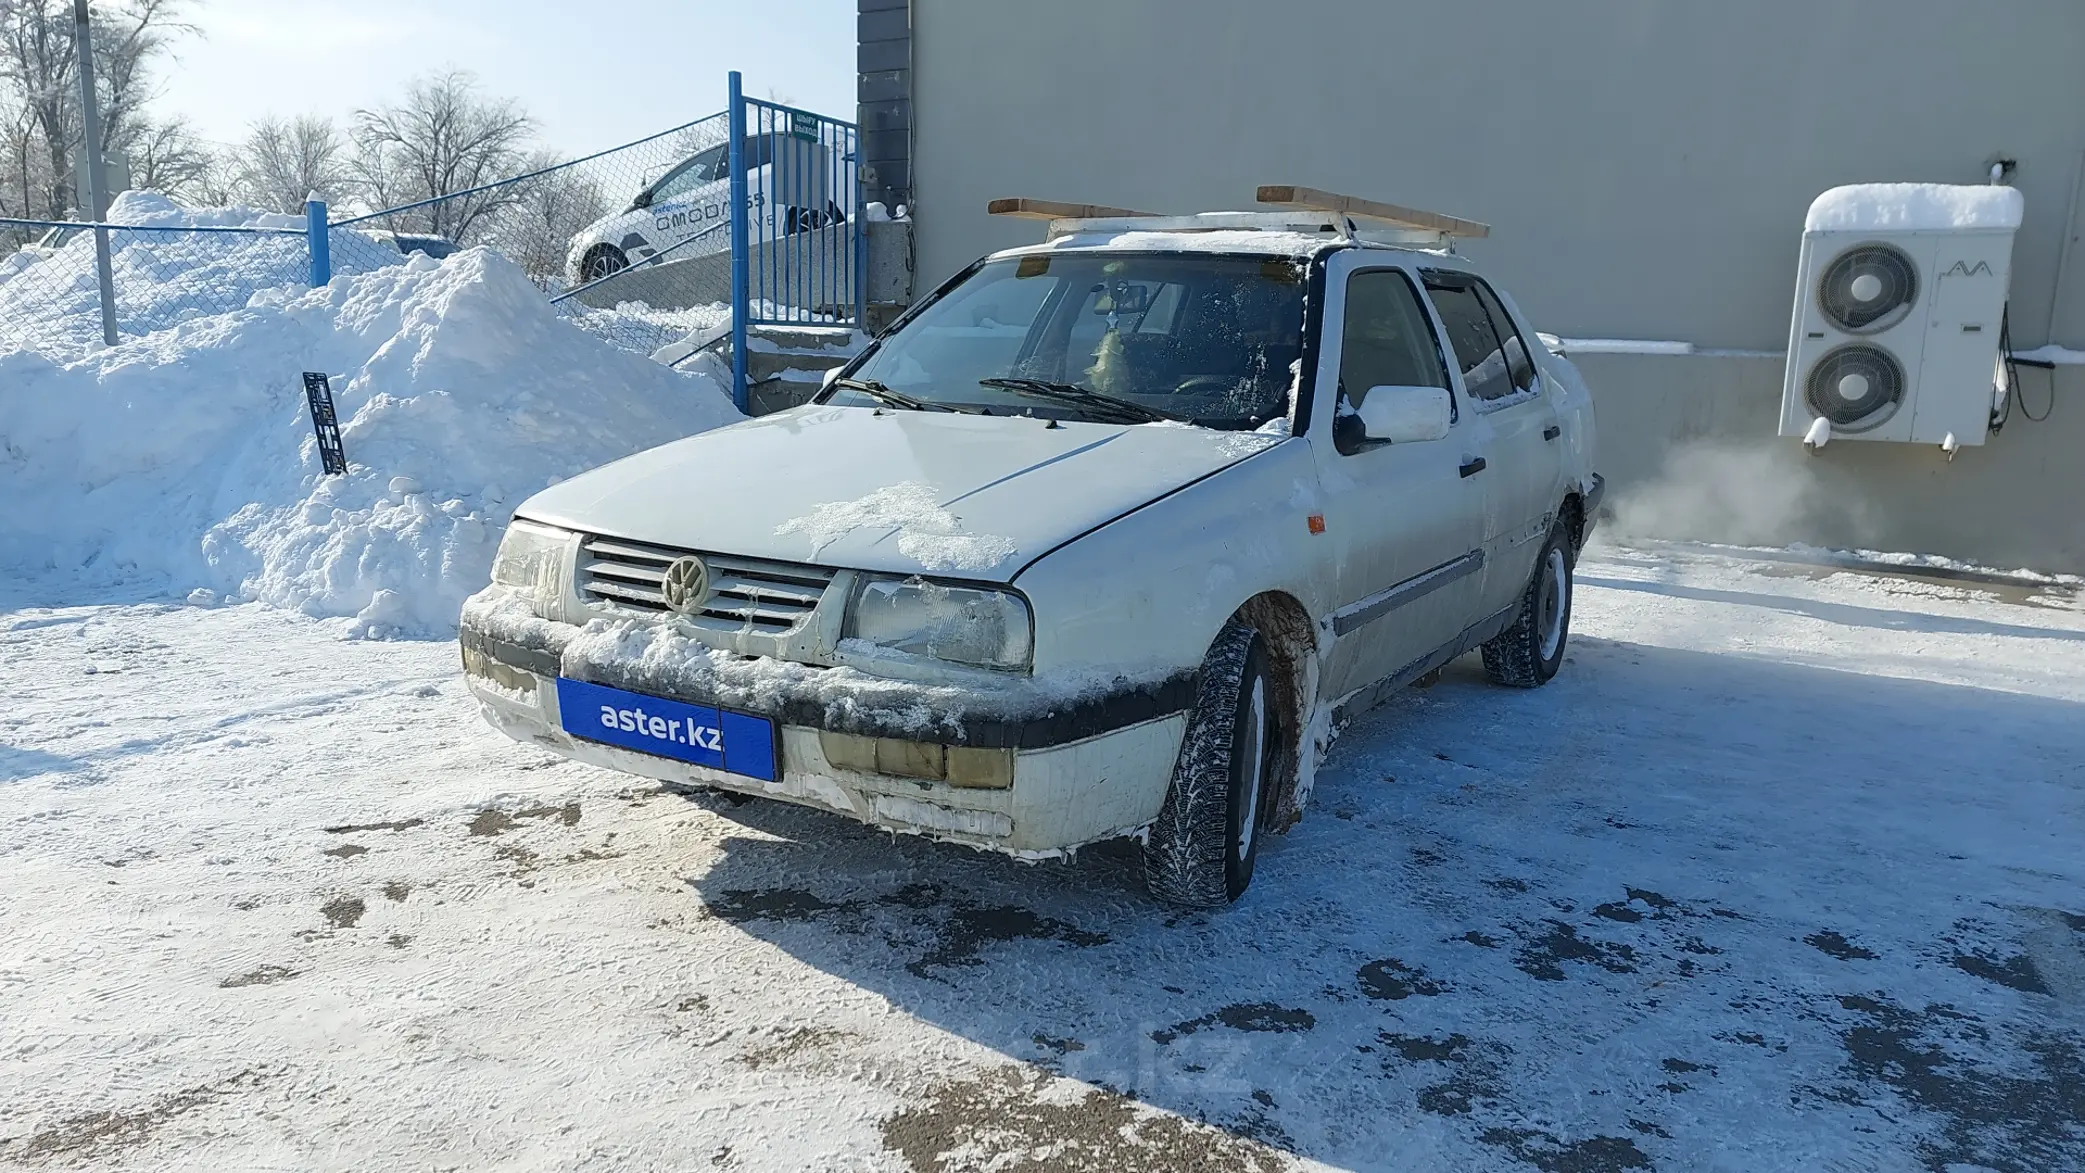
0,247 -> 740,637
1804,183 -> 2024,233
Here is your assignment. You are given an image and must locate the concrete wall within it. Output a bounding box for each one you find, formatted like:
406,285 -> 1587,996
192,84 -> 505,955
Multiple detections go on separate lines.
569,226 -> 857,316
1579,353 -> 2085,574
906,0 -> 2085,572
911,0 -> 2085,351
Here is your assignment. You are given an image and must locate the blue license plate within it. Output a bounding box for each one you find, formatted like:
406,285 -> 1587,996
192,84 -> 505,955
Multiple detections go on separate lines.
555,678 -> 778,783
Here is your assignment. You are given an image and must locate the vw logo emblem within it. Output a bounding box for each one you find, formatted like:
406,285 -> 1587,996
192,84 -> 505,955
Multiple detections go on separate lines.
659,556 -> 711,615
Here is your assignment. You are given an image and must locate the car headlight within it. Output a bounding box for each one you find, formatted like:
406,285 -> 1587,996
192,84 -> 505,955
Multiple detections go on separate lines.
845,576 -> 1033,672
490,520 -> 574,614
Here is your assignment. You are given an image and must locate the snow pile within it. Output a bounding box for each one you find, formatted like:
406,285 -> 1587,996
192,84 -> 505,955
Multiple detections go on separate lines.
774,480 -> 1019,573
0,247 -> 739,637
1805,183 -> 2024,233
0,192 -> 404,359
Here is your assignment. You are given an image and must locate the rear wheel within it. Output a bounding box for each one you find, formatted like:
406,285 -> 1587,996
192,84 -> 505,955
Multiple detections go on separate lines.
1144,621 -> 1281,906
1481,524 -> 1573,688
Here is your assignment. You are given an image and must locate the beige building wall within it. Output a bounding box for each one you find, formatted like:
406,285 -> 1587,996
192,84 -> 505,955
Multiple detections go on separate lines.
903,0 -> 2085,572
1574,353 -> 2085,574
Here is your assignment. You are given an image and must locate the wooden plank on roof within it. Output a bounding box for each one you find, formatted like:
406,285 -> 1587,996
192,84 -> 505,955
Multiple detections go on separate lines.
987,197 -> 1157,221
1256,185 -> 1491,238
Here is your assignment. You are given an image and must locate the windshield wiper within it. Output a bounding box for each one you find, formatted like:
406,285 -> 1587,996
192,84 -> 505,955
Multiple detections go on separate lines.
829,377 -> 968,414
977,377 -> 1182,424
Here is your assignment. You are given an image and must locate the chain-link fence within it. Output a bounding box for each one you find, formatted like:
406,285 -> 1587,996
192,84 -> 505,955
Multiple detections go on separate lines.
0,212 -> 432,357
0,97 -> 858,366
2,218 -> 285,356
335,111 -> 737,357
0,112 -> 742,359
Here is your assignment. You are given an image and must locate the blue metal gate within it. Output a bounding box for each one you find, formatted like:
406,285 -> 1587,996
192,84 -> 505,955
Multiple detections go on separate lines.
727,71 -> 865,412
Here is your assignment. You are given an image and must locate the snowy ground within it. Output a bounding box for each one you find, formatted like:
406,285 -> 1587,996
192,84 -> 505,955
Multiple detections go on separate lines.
2,543 -> 2081,1172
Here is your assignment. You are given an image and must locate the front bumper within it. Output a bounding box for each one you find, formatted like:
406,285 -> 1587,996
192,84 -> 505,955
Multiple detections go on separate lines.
459,604 -> 1194,856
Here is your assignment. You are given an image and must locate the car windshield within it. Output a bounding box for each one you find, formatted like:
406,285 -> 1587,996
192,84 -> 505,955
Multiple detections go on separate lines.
838,252 -> 1309,430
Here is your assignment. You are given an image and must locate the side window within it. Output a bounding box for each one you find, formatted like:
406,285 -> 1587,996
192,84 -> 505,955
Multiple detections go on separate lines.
1471,280 -> 1539,395
651,146 -> 725,202
1338,269 -> 1451,407
1421,273 -> 1515,403
1335,269 -> 1454,454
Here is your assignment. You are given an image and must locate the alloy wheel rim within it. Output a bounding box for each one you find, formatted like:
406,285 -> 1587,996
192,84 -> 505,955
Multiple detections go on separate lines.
1236,676 -> 1268,861
1538,548 -> 1568,661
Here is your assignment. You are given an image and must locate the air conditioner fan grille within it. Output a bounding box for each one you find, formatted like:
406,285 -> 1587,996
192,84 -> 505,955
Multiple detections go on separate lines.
1818,243 -> 1918,333
1805,343 -> 1905,431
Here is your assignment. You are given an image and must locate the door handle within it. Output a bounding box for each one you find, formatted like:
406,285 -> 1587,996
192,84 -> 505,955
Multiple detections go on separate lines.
1543,425 -> 1561,442
1459,457 -> 1487,478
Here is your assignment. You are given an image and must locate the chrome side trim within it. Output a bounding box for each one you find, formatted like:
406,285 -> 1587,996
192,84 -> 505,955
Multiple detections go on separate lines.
1328,549 -> 1486,637
1332,602 -> 1519,726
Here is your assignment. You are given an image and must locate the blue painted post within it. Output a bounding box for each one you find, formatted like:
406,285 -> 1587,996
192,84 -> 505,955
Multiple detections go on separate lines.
727,72 -> 751,414
306,199 -> 331,287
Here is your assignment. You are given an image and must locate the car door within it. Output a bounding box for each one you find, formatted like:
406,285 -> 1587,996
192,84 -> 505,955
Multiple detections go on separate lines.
639,145 -> 729,257
1311,255 -> 1491,701
1419,270 -> 1563,617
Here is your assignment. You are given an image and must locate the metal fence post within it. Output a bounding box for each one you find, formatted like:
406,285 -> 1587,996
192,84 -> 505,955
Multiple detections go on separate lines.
853,123 -> 868,334
306,199 -> 331,287
73,0 -> 118,347
727,71 -> 751,414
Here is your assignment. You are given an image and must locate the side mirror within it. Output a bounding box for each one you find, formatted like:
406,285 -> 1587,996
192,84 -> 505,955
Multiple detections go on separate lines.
821,365 -> 843,390
1355,384 -> 1452,443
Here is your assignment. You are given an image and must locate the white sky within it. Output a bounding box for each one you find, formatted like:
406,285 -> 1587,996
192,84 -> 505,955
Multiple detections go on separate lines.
152,0 -> 858,156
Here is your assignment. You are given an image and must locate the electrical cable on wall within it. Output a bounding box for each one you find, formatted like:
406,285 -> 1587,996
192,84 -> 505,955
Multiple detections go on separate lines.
1991,305 -> 2056,434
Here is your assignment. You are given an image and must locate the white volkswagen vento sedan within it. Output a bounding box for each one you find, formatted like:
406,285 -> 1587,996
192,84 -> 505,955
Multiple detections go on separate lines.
464,189 -> 1603,905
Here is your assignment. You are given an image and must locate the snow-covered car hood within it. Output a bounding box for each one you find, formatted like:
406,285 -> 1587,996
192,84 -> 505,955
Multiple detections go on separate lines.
515,406 -> 1285,582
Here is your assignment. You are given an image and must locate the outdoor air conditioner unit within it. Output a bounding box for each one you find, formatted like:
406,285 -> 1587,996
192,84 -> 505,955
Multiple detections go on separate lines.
1780,182 -> 2023,451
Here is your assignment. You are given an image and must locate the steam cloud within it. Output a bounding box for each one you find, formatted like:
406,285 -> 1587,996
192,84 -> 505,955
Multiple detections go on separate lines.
1606,441 -> 1875,548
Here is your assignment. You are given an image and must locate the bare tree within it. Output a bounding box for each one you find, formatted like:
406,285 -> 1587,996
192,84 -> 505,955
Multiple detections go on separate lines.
483,149 -> 605,281
0,0 -> 190,217
127,113 -> 215,200
236,113 -> 345,212
2,91 -> 43,219
351,70 -> 532,243
88,0 -> 190,163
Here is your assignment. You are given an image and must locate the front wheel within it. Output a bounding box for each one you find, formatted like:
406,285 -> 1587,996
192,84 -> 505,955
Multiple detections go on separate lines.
578,244 -> 629,282
1481,525 -> 1573,688
1143,621 -> 1281,906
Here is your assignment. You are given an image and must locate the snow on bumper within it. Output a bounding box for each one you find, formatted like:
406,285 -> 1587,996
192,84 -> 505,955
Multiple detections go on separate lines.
457,593 -> 1193,856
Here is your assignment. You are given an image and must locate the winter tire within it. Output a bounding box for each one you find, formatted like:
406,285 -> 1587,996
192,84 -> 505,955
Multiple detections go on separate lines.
579,244 -> 629,282
1143,620 -> 1281,906
1482,522 -> 1573,688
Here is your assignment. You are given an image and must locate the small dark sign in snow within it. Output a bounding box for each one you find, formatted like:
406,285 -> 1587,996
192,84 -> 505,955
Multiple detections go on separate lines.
301,371 -> 348,476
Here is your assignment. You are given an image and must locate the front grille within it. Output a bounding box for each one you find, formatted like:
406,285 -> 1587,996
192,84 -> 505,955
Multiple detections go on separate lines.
579,535 -> 836,634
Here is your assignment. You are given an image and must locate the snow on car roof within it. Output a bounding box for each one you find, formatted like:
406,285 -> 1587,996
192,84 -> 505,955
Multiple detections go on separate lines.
1021,227 -> 1337,257
991,228 -> 1465,266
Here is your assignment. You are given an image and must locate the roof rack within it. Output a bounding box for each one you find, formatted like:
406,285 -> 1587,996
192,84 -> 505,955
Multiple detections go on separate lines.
1255,185 -> 1490,239
988,187 -> 1489,249
986,198 -> 1158,221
